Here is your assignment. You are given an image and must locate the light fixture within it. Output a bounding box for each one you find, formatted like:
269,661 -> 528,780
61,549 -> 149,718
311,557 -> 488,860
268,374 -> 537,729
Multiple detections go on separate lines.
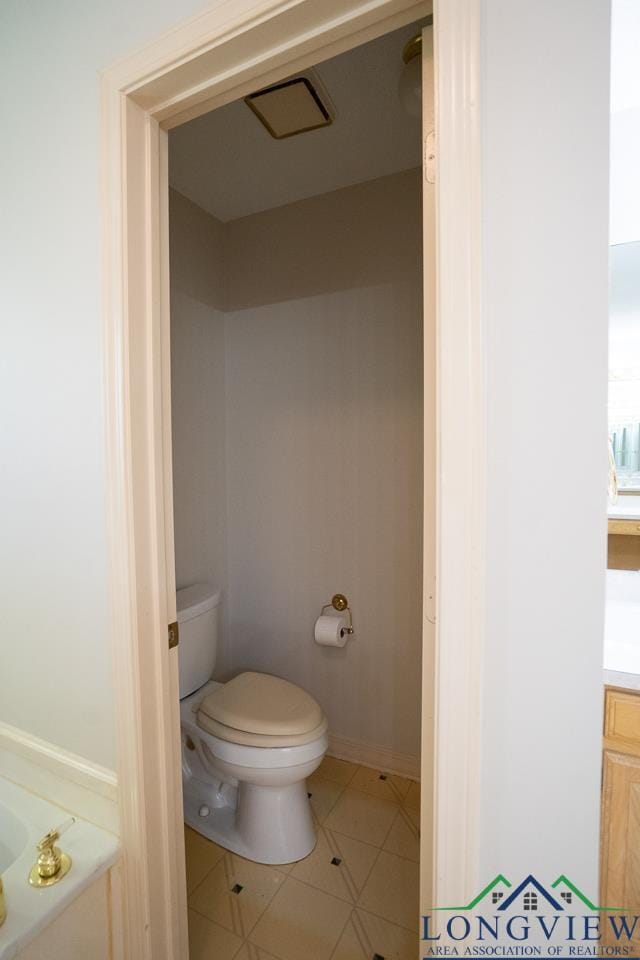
398,34 -> 422,118
398,16 -> 432,118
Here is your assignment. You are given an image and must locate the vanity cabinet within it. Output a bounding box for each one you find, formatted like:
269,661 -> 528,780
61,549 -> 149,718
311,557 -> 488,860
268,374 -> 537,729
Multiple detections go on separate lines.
600,687 -> 640,951
608,519 -> 640,570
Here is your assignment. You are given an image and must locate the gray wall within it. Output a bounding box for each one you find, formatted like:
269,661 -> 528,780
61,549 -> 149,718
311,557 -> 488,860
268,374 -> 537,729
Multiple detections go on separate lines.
170,169 -> 424,760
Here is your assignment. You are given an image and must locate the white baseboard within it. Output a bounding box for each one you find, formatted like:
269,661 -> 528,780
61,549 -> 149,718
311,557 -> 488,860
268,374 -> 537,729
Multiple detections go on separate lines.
328,734 -> 420,781
0,721 -> 119,833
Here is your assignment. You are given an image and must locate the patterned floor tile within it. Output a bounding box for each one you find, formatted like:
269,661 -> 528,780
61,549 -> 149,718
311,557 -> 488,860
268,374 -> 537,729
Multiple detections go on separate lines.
324,788 -> 398,847
349,766 -> 412,803
184,826 -> 226,894
188,908 -> 243,960
403,781 -> 420,812
184,762 -> 421,959
383,807 -> 420,863
249,876 -> 351,960
331,908 -> 418,960
291,824 -> 379,902
190,851 -> 285,939
316,756 -> 359,786
234,942 -> 282,960
306,775 -> 345,823
357,851 -> 419,932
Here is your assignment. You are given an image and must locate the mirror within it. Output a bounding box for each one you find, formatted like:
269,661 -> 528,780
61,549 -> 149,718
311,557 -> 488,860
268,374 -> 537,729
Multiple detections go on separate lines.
609,241 -> 640,489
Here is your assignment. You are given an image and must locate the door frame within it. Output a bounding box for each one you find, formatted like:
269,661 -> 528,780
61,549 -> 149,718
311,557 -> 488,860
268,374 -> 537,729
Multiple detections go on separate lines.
101,0 -> 484,954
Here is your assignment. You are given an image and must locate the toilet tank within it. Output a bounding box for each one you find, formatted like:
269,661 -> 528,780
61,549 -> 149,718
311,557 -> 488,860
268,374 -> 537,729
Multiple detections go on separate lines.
176,583 -> 221,699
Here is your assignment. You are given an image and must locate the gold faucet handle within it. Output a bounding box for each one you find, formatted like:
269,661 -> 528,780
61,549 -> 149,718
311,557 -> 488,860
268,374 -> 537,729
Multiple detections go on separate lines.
37,817 -> 75,852
29,817 -> 75,888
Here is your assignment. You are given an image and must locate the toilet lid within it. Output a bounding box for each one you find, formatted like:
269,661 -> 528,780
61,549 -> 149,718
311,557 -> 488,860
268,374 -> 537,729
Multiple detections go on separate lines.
198,671 -> 323,737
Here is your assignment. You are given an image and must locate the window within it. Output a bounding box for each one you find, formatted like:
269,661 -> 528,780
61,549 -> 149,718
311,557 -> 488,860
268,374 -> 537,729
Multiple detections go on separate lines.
523,892 -> 538,912
561,891 -> 572,905
492,892 -> 504,904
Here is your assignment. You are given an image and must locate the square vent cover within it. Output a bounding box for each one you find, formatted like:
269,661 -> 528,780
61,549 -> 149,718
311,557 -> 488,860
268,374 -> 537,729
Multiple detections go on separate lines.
245,76 -> 333,139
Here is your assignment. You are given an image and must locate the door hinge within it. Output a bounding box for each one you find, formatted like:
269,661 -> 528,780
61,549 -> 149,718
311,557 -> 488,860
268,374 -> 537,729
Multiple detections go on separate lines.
168,621 -> 179,649
425,131 -> 436,184
425,574 -> 437,625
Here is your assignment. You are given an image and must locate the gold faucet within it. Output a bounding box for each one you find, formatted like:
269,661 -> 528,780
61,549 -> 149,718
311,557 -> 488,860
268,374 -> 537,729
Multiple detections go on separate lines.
0,875 -> 6,927
28,818 -> 75,888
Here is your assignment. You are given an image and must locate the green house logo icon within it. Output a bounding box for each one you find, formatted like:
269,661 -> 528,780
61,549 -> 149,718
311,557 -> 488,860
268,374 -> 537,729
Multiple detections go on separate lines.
432,874 -> 624,913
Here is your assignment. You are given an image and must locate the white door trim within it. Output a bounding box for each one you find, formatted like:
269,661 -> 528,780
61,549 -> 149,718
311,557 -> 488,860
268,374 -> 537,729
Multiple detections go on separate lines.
432,0 -> 485,911
101,0 -> 483,952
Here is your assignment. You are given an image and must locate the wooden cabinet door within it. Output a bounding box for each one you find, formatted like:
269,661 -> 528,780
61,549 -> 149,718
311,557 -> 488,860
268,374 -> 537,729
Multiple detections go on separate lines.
601,749 -> 640,950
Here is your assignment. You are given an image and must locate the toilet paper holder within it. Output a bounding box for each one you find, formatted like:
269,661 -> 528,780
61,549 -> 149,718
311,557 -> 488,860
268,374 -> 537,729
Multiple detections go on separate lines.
320,594 -> 354,636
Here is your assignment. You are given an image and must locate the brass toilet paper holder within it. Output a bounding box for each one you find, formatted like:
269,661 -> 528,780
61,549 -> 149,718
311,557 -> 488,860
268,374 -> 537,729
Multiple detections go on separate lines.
320,594 -> 354,635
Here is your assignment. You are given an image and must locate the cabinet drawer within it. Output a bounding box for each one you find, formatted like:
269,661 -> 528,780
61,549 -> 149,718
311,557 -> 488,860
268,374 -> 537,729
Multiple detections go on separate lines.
605,689 -> 640,749
608,519 -> 640,536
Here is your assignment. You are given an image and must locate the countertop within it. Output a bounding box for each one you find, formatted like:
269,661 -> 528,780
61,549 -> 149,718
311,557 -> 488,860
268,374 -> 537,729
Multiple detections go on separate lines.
608,495 -> 640,521
604,668 -> 640,691
0,778 -> 119,960
604,569 -> 640,690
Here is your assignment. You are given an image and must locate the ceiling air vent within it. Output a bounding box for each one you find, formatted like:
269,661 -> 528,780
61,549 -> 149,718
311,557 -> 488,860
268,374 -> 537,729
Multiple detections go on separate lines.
244,75 -> 333,140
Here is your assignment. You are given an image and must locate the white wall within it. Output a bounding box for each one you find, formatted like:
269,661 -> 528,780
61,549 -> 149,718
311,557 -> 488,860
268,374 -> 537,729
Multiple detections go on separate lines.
610,0 -> 640,244
478,0 -> 609,897
0,0 -> 214,771
170,170 -> 424,761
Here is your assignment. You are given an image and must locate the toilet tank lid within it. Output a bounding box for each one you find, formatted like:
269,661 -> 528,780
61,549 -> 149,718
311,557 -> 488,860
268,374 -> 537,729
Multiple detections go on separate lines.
176,583 -> 221,623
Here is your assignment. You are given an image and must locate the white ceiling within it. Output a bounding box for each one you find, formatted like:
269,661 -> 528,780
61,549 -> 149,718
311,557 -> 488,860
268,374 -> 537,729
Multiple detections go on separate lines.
168,19 -> 427,222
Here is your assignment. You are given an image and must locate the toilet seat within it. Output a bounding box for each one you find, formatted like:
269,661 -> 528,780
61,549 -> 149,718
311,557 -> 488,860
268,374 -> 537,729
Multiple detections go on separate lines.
197,714 -> 328,748
197,671 -> 327,748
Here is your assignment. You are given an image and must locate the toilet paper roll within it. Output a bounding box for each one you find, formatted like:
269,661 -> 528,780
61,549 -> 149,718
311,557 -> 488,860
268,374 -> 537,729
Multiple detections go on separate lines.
314,614 -> 349,648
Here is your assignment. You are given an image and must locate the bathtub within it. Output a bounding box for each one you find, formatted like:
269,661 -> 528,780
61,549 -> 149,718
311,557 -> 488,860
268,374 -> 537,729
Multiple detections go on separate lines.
604,569 -> 640,686
0,777 -> 118,960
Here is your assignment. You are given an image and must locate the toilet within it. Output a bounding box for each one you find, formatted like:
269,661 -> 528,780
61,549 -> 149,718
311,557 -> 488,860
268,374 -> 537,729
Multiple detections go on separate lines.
177,583 -> 328,864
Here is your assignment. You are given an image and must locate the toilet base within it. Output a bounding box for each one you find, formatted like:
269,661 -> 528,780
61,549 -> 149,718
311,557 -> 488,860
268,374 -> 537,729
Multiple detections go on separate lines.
183,773 -> 317,864
180,681 -> 325,864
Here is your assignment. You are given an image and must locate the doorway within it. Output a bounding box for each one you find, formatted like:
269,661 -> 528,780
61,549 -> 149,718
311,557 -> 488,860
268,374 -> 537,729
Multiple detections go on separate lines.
101,2 -> 484,956
169,20 -> 435,958
168,18 -> 432,957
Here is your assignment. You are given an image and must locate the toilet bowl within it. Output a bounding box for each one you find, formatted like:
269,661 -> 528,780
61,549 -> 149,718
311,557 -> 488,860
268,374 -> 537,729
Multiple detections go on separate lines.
177,585 -> 328,864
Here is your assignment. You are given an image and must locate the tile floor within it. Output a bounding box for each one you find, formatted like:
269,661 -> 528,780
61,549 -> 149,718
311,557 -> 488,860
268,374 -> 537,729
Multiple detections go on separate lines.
184,757 -> 421,960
